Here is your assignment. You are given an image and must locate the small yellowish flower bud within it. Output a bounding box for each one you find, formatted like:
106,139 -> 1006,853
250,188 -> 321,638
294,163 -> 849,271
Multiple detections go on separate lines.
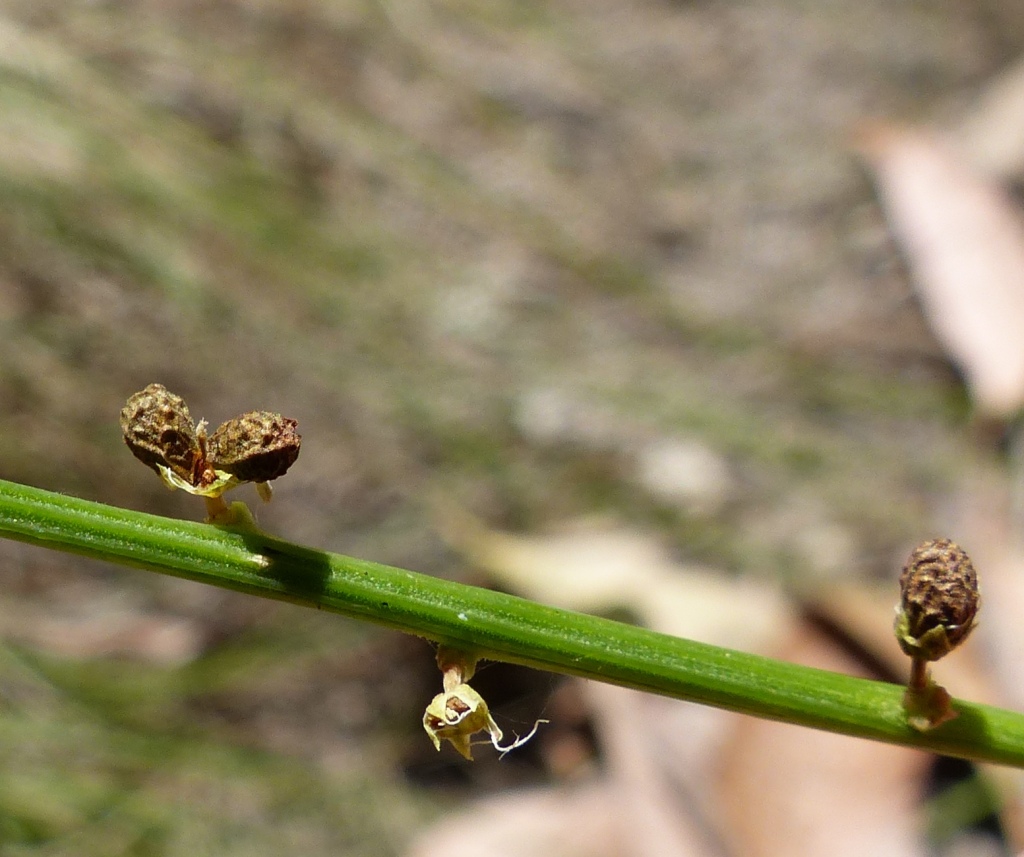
423,646 -> 546,760
423,683 -> 500,761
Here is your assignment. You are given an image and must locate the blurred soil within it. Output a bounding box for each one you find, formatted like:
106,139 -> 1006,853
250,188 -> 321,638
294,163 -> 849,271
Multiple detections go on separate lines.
0,0 -> 1021,853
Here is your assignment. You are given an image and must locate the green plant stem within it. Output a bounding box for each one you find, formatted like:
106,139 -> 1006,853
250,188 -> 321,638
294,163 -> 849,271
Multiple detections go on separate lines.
1,478 -> 1024,767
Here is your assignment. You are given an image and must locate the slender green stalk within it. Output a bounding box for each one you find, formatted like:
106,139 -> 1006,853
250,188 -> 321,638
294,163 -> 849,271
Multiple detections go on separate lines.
1,477 -> 1024,766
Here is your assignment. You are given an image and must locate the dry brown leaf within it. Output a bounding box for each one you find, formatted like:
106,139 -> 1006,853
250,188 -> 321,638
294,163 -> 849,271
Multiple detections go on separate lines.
973,543 -> 1024,852
583,682 -> 726,857
443,512 -> 681,613
717,619 -> 931,857
440,510 -> 790,648
858,125 -> 1024,418
951,55 -> 1024,181
945,468 -> 1024,708
404,785 -> 621,857
944,469 -> 1024,850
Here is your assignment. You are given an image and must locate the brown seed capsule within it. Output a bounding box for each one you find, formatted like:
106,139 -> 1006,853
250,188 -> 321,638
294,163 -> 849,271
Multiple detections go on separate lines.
120,384 -> 203,485
206,411 -> 301,484
895,538 -> 979,662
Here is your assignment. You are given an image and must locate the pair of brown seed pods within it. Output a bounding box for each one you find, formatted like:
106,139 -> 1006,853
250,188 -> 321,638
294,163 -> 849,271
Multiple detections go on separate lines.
120,383 -> 300,508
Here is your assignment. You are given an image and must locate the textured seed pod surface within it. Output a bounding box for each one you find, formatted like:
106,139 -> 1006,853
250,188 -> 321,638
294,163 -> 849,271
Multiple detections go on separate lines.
120,384 -> 202,483
207,411 -> 301,483
897,538 -> 979,661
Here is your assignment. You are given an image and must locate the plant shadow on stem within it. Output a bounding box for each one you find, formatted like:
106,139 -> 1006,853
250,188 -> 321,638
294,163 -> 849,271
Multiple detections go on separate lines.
238,531 -> 334,602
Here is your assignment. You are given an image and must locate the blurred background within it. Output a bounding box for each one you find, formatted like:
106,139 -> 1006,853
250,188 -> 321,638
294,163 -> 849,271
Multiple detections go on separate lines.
4,1 -> 1024,855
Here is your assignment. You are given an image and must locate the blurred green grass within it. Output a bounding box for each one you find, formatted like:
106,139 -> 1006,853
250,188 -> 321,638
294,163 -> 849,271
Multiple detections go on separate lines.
0,603 -> 434,855
0,0 -> 1009,852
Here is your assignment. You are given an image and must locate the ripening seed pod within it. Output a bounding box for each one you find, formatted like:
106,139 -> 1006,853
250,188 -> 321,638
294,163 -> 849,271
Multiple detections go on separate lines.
206,411 -> 301,484
895,538 -> 979,662
120,384 -> 203,485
